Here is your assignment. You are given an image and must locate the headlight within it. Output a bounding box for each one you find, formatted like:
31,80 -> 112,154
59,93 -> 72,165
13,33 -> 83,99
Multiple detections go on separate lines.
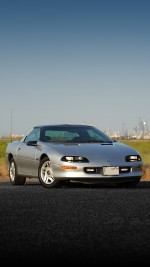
125,155 -> 141,162
61,156 -> 89,163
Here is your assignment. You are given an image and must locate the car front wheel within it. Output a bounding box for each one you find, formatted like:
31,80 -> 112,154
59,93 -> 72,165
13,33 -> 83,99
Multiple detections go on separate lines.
9,159 -> 26,185
38,157 -> 60,188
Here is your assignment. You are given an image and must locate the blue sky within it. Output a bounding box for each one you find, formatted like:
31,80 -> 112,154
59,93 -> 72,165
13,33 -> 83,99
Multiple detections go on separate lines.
0,0 -> 150,136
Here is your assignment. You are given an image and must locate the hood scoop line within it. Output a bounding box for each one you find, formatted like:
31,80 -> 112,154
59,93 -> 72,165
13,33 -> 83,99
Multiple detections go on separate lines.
101,143 -> 113,145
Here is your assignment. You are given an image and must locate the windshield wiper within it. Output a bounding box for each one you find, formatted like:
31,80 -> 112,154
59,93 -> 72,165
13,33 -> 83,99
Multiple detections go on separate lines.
72,139 -> 107,143
48,140 -> 113,144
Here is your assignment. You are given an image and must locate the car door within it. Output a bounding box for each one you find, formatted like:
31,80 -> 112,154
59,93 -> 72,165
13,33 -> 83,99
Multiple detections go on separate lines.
15,128 -> 40,176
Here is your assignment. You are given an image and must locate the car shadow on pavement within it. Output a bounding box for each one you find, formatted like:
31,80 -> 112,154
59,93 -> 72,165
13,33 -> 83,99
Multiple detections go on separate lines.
1,179 -> 150,189
135,180 -> 150,188
64,180 -> 150,189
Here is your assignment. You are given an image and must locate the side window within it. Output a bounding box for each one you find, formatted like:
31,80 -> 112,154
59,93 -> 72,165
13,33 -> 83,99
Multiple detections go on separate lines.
24,128 -> 40,143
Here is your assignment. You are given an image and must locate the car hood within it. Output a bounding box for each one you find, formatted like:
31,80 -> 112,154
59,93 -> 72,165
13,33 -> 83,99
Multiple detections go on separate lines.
43,141 -> 141,165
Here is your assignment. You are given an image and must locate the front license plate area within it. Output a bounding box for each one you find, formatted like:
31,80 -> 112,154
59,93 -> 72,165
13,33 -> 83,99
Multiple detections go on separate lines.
103,166 -> 119,176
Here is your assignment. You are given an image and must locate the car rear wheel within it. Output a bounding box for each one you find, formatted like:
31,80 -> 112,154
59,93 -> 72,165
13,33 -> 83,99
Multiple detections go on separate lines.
9,159 -> 26,185
38,157 -> 60,188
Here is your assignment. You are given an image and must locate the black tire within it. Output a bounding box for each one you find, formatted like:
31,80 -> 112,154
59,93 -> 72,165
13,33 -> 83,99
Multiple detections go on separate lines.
9,159 -> 26,185
38,157 -> 60,188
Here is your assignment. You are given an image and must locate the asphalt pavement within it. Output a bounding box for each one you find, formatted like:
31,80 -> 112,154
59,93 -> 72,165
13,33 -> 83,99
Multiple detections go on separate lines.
0,180 -> 150,265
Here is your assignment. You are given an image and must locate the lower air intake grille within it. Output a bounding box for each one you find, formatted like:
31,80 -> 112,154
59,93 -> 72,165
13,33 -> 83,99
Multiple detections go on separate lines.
84,167 -> 131,174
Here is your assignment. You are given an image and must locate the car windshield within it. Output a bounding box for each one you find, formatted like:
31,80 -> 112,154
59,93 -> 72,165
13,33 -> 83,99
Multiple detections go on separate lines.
40,125 -> 113,144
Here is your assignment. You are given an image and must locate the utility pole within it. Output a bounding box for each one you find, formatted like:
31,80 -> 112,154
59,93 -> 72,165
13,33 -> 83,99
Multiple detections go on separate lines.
10,108 -> 13,142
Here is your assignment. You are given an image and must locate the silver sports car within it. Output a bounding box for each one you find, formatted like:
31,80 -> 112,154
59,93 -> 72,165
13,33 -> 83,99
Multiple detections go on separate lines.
6,124 -> 143,188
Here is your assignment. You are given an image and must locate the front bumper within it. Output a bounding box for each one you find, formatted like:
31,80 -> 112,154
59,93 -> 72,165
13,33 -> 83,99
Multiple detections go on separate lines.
51,163 -> 143,180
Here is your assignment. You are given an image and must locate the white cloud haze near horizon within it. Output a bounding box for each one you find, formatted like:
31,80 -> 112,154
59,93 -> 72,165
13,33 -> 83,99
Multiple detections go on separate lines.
0,0 -> 150,136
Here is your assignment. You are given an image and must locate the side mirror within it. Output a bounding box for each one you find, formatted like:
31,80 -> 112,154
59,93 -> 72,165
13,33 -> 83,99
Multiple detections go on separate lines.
26,140 -> 37,146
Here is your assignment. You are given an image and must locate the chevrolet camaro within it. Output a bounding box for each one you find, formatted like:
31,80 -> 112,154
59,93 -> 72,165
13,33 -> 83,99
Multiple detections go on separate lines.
6,124 -> 143,188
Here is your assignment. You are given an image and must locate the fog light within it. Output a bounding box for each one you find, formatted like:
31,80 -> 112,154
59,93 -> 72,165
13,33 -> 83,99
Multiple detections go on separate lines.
86,168 -> 95,172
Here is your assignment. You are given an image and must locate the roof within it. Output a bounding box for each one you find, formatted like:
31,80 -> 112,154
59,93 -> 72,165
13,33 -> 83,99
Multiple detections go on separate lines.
34,124 -> 93,128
